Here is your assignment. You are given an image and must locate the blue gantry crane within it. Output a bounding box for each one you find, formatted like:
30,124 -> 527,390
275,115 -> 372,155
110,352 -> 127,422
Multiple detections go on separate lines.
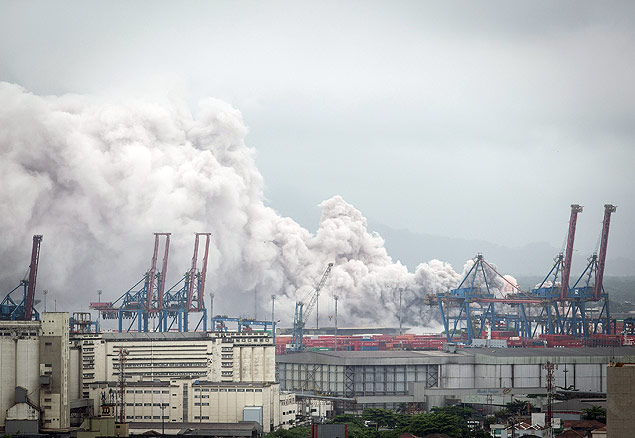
91,232 -> 211,332
436,254 -> 541,344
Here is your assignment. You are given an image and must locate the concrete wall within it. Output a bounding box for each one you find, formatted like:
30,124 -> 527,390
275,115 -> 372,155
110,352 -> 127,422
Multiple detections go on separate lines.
607,364 -> 635,438
39,312 -> 70,431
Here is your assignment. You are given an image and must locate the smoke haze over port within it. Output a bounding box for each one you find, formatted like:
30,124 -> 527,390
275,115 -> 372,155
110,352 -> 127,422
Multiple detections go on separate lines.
0,1 -> 634,326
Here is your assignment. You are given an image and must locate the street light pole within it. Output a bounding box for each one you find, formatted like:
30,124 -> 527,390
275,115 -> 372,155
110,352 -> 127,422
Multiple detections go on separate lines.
210,293 -> 215,329
97,290 -> 102,330
43,290 -> 48,313
334,296 -> 339,351
271,295 -> 276,323
399,288 -> 403,336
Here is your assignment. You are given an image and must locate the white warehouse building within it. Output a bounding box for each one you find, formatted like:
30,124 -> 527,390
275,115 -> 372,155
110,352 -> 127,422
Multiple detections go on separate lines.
70,330 -> 292,432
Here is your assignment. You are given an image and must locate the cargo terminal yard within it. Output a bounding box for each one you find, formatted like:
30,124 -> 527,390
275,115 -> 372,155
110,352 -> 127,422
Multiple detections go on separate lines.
1,204 -> 633,437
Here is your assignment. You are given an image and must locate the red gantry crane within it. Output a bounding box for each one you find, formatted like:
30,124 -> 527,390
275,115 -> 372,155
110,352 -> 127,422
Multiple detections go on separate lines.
1,235 -> 43,321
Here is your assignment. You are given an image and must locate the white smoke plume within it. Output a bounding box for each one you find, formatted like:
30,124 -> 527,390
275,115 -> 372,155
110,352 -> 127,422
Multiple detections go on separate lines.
0,83 -> 508,328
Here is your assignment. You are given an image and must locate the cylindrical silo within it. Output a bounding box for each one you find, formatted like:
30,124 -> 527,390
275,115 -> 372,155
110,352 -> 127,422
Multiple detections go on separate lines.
16,338 -> 40,394
240,347 -> 252,382
231,346 -> 240,382
264,346 -> 275,382
0,339 -> 17,427
252,347 -> 264,382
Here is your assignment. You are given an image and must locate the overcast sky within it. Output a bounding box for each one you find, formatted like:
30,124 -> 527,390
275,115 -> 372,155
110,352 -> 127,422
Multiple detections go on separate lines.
1,1 -> 633,261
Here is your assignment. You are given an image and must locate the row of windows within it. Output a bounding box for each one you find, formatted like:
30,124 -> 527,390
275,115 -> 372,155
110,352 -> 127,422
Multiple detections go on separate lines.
127,416 -> 169,420
126,403 -> 169,407
124,362 -> 206,368
126,390 -> 170,394
193,388 -> 262,393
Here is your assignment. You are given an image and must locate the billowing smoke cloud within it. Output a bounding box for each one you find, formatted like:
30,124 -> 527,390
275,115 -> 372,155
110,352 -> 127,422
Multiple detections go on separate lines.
0,83 -> 508,328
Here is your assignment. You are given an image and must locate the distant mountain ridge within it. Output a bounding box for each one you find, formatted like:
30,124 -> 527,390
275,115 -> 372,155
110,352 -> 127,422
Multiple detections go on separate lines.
371,222 -> 635,277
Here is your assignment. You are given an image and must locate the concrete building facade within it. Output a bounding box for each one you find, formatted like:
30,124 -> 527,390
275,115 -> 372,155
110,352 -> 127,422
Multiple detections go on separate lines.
0,313 -> 70,432
277,347 -> 635,411
606,362 -> 635,438
70,330 -> 290,433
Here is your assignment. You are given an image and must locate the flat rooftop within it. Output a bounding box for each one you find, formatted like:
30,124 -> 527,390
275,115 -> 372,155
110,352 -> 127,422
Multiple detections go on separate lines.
277,346 -> 635,364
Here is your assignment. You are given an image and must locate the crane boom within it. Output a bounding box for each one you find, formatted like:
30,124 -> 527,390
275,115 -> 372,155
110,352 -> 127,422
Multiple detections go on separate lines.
594,204 -> 616,300
302,263 -> 333,323
145,233 -> 170,312
290,262 -> 334,351
561,204 -> 583,300
24,235 -> 43,320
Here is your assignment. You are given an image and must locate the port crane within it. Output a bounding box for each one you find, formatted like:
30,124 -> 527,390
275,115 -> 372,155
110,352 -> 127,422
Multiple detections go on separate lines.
530,204 -> 583,335
161,233 -> 211,332
436,254 -> 542,344
1,235 -> 43,321
530,204 -> 616,338
564,204 -> 616,337
91,233 -> 211,332
289,263 -> 334,352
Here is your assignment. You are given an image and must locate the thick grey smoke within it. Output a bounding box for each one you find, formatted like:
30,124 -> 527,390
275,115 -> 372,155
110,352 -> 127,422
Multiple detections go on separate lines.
0,83 -> 508,328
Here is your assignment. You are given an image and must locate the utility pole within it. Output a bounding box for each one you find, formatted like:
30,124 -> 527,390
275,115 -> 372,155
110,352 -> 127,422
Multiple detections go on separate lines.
543,361 -> 556,437
43,290 -> 48,313
399,288 -> 403,335
271,295 -> 276,322
334,296 -> 339,351
118,348 -> 128,424
160,404 -> 166,435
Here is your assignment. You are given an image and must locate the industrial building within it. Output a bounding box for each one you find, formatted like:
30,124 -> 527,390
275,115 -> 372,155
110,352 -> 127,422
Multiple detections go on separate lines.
276,346 -> 635,413
69,330 -> 287,432
0,313 -> 70,434
1,315 -> 295,434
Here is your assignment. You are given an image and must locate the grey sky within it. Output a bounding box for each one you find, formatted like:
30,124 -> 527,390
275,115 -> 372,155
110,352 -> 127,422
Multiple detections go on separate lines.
1,1 -> 633,264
